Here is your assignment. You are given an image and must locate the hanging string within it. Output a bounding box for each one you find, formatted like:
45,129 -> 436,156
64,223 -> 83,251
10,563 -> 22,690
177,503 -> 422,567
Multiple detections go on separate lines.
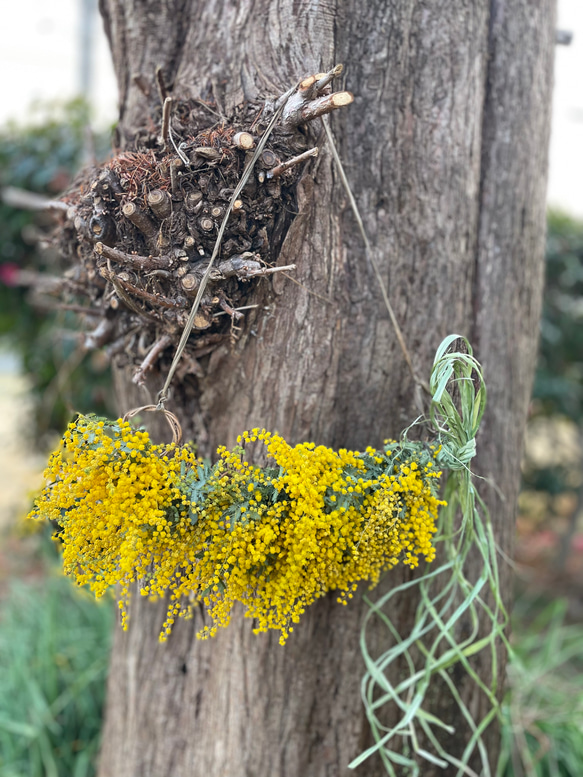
321,116 -> 430,410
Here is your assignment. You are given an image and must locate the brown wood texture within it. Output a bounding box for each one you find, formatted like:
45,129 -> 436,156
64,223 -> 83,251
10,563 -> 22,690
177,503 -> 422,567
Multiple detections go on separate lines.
95,1 -> 556,774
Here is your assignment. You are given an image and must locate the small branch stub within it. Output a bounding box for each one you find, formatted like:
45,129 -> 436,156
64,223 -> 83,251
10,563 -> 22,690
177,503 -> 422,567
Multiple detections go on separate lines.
155,66 -> 169,103
193,310 -> 212,329
267,148 -> 318,179
232,132 -> 255,150
298,91 -> 353,124
260,150 -> 278,168
133,334 -> 173,386
170,158 -> 182,197
294,64 -> 344,102
148,189 -> 172,219
83,317 -> 116,351
314,64 -> 344,93
122,202 -> 157,238
283,90 -> 354,128
185,191 -> 203,212
89,214 -> 116,246
244,263 -> 296,278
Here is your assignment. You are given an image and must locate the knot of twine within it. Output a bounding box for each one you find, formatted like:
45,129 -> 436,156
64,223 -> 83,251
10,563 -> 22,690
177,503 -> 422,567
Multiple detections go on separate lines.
123,405 -> 182,445
436,437 -> 476,470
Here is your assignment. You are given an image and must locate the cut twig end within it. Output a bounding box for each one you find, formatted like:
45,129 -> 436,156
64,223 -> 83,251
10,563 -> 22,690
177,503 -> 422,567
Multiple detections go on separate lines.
232,131 -> 255,150
282,77 -> 353,128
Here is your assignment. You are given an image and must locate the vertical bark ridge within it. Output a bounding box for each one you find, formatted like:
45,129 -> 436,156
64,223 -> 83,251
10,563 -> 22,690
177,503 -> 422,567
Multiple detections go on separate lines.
99,0 -> 197,134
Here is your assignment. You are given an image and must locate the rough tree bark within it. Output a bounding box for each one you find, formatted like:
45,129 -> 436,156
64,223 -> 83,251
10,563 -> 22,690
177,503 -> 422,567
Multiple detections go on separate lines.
94,1 -> 555,775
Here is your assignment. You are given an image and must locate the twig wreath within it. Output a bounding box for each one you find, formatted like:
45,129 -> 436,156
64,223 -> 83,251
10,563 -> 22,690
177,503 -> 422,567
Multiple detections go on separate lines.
28,67 -> 507,776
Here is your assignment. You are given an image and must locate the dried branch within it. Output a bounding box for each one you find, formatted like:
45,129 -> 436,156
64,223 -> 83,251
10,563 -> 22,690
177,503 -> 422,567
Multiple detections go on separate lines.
218,296 -> 244,320
285,91 -> 354,127
215,254 -> 261,278
160,98 -> 173,152
83,317 -> 116,350
1,186 -> 68,212
155,65 -> 169,103
5,268 -> 83,296
133,333 -> 173,385
147,189 -> 172,219
170,158 -> 182,197
243,263 -> 296,278
99,267 -> 184,315
314,64 -> 344,93
122,202 -> 157,237
94,242 -> 173,271
266,148 -> 318,178
213,304 -> 259,318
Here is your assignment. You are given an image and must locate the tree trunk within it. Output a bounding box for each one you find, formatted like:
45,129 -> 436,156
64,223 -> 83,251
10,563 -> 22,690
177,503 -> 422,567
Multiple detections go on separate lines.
95,1 -> 555,775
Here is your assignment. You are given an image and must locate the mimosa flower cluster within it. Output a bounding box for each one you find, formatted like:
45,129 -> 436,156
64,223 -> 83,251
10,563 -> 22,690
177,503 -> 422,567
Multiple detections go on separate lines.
29,415 -> 444,644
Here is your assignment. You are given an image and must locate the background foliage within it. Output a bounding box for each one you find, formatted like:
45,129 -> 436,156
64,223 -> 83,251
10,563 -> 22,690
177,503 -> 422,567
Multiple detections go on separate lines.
504,211 -> 583,777
0,531 -> 113,777
535,211 -> 583,423
0,100 -> 114,440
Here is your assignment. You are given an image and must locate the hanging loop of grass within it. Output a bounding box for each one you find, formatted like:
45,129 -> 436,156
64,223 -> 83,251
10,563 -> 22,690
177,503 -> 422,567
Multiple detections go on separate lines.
351,335 -> 508,777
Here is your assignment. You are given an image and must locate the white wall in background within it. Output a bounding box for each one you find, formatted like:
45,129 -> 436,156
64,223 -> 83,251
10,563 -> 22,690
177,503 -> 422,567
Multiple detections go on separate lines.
0,0 -> 117,127
547,0 -> 583,219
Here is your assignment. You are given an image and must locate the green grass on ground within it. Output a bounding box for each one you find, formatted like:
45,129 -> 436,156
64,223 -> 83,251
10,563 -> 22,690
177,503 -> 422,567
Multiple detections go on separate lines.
498,597 -> 583,777
0,553 -> 113,777
1,534 -> 582,777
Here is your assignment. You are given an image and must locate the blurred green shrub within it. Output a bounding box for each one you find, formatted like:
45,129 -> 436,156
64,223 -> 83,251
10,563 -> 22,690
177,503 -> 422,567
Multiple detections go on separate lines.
498,597 -> 583,777
0,100 -> 114,440
534,211 -> 583,424
520,212 -> 583,536
0,545 -> 114,777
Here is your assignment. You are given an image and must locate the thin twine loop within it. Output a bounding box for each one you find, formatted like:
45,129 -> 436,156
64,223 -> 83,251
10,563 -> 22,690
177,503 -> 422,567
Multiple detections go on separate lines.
123,405 -> 183,445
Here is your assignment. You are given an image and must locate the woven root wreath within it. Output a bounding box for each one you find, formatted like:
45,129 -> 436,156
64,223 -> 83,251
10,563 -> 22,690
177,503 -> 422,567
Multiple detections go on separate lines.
50,67 -> 352,388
